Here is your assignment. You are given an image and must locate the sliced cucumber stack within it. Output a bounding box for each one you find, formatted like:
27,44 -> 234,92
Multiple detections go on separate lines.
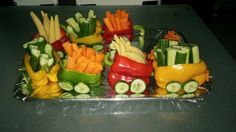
130,79 -> 146,94
166,81 -> 182,93
183,80 -> 199,93
74,82 -> 90,94
115,81 -> 129,94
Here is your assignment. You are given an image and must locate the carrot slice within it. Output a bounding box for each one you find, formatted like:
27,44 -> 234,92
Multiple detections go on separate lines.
92,63 -> 103,74
77,56 -> 89,63
86,48 -> 96,58
84,62 -> 96,74
67,56 -> 76,70
104,18 -> 114,32
63,42 -> 72,56
80,45 -> 87,56
72,50 -> 79,62
75,61 -> 88,72
72,43 -> 79,51
75,47 -> 83,57
95,52 -> 104,63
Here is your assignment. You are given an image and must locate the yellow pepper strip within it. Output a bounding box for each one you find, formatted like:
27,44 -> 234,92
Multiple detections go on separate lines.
24,53 -> 47,81
70,24 -> 103,45
153,60 -> 209,88
74,34 -> 103,45
47,63 -> 60,82
32,77 -> 48,87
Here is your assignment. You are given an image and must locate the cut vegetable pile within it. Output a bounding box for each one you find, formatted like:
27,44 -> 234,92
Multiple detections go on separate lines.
149,35 -> 210,98
16,9 -> 211,100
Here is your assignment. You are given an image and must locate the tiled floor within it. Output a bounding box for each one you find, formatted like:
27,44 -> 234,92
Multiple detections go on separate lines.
208,13 -> 236,61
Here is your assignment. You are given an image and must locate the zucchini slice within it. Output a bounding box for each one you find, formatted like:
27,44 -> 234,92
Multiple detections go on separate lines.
115,81 -> 129,94
183,80 -> 199,93
58,81 -> 74,91
166,81 -> 182,93
74,82 -> 90,94
130,79 -> 146,94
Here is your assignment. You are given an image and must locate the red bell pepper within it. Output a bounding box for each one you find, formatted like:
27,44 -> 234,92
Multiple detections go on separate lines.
108,54 -> 153,89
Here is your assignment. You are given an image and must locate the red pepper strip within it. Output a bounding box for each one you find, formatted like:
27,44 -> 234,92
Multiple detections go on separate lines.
52,35 -> 69,51
108,54 -> 153,88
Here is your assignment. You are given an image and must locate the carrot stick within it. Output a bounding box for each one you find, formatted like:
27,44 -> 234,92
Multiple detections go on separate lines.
120,17 -> 129,30
105,11 -> 111,19
115,16 -> 121,31
121,10 -> 126,18
104,18 -> 114,32
110,14 -> 117,31
67,56 -> 76,70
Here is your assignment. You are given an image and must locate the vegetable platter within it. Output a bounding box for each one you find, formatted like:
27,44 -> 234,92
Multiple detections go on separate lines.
13,9 -> 212,102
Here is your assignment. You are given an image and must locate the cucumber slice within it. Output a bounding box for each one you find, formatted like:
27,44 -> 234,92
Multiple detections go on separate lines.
21,83 -> 30,95
181,46 -> 190,64
183,80 -> 199,93
30,49 -> 40,71
169,40 -> 179,47
75,94 -> 91,99
155,49 -> 166,66
74,82 -> 90,94
47,58 -> 54,67
92,44 -> 103,51
166,48 -> 176,66
130,79 -> 146,94
181,93 -> 195,98
115,81 -> 129,94
87,18 -> 96,35
60,92 -> 74,99
192,45 -> 200,63
166,81 -> 182,93
115,94 -> 129,98
58,81 -> 74,91
75,12 -> 83,22
57,51 -> 64,58
66,17 -> 80,33
130,94 -> 145,98
175,49 -> 187,64
164,93 -> 179,98
44,43 -> 53,57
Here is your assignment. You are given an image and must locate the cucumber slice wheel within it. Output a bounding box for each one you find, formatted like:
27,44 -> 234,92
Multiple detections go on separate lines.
183,80 -> 199,93
181,93 -> 195,98
74,82 -> 90,94
166,81 -> 182,93
58,81 -> 74,91
130,79 -> 146,94
115,81 -> 129,94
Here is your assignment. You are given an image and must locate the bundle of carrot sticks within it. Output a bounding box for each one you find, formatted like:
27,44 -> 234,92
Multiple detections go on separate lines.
103,9 -> 130,32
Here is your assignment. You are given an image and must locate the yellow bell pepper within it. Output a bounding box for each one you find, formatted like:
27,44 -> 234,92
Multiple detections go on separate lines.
24,53 -> 47,81
153,60 -> 209,88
